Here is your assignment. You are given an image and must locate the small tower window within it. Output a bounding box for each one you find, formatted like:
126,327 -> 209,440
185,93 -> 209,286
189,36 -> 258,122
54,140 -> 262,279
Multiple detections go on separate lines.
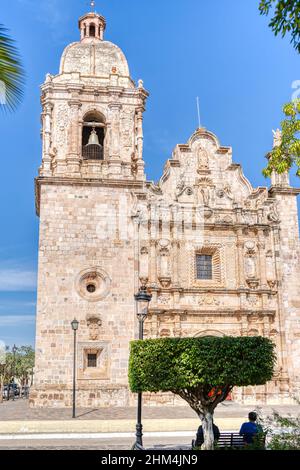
87,354 -> 97,368
89,23 -> 96,37
82,112 -> 106,161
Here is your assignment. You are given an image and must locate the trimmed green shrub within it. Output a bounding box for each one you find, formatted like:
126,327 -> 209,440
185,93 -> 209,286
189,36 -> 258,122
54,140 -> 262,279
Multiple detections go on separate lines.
129,336 -> 276,450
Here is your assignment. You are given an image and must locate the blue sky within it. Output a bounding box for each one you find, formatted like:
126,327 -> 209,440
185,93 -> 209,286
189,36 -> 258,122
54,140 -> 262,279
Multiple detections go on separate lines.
0,0 -> 299,348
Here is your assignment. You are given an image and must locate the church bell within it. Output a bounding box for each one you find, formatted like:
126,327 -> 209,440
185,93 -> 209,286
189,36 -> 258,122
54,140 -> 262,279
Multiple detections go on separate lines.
83,127 -> 104,160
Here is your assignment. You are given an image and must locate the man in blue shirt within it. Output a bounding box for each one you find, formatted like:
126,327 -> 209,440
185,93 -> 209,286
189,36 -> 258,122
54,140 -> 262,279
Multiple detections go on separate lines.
239,412 -> 262,445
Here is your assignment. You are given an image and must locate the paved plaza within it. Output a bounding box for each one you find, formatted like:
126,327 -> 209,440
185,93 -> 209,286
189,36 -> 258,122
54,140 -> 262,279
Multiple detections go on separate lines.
0,399 -> 299,450
0,399 -> 299,422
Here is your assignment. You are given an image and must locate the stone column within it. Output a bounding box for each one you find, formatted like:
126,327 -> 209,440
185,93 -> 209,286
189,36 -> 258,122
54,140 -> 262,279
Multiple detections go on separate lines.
108,103 -> 122,177
80,25 -> 85,40
172,240 -> 180,288
67,100 -> 81,176
236,229 -> 245,288
258,231 -> 268,289
100,24 -> 105,40
136,108 -> 145,179
149,240 -> 158,288
40,102 -> 53,177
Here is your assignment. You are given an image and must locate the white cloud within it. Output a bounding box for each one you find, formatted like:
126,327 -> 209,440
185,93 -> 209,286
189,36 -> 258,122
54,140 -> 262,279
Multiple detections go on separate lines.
0,269 -> 37,291
0,315 -> 36,326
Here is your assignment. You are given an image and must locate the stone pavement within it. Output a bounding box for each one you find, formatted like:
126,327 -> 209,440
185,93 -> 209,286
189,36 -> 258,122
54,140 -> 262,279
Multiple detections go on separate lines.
0,400 -> 299,435
0,436 -> 192,450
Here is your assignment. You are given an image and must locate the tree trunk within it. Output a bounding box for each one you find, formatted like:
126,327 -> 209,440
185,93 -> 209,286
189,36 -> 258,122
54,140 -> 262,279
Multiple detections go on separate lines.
200,410 -> 215,450
0,381 -> 3,404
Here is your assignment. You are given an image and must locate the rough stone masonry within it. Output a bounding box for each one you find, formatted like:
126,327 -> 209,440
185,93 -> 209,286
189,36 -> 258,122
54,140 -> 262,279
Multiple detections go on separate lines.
31,8 -> 300,408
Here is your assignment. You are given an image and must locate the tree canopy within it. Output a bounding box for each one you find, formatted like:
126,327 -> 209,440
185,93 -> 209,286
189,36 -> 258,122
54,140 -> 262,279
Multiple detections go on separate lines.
0,345 -> 35,402
263,100 -> 300,178
129,336 -> 275,393
259,1 -> 300,53
0,24 -> 24,112
129,336 -> 276,449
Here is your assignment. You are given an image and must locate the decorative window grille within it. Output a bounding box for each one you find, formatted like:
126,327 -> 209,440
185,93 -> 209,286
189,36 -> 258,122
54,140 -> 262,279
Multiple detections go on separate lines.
196,254 -> 213,280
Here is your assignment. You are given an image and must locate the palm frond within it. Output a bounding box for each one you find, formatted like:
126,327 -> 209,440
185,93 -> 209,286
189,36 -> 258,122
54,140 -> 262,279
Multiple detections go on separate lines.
0,24 -> 24,113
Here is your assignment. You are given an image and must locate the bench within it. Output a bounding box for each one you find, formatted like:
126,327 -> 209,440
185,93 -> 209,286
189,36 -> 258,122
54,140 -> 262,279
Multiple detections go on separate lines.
216,433 -> 245,449
192,433 -> 245,449
192,432 -> 266,450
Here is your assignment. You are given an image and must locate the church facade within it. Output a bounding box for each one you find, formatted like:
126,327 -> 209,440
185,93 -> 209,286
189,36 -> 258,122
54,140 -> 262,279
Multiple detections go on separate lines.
31,9 -> 300,408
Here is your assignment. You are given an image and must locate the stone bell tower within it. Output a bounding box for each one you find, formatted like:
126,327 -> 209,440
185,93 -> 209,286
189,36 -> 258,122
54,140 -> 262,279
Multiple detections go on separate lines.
32,7 -> 149,407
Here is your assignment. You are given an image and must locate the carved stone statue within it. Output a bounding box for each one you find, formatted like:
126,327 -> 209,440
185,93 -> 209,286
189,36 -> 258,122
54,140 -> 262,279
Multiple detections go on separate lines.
245,255 -> 256,278
272,129 -> 282,148
268,204 -> 280,223
197,147 -> 209,170
199,187 -> 210,206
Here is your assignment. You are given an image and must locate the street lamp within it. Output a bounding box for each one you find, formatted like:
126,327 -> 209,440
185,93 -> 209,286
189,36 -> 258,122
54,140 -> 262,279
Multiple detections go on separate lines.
133,286 -> 152,450
12,344 -> 17,401
71,319 -> 79,419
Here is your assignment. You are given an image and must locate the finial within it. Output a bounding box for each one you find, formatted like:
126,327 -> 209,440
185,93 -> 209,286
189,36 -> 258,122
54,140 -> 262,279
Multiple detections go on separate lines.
90,0 -> 96,12
196,97 -> 201,129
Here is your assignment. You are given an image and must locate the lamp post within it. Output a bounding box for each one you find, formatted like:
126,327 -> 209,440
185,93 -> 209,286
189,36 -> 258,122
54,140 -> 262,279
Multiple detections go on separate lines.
71,319 -> 79,419
133,286 -> 152,450
12,344 -> 17,401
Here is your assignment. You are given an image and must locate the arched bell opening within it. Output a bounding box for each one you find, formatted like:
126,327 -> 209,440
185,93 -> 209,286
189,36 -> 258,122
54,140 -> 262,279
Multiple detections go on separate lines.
89,23 -> 96,37
82,112 -> 106,161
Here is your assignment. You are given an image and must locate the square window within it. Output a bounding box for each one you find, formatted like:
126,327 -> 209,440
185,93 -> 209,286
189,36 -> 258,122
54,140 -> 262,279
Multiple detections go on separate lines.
196,254 -> 213,280
87,353 -> 97,368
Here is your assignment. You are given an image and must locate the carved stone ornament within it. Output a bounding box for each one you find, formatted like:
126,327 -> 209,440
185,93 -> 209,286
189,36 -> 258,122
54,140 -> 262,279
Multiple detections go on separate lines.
246,294 -> 259,307
246,278 -> 260,290
268,280 -> 277,289
86,314 -> 102,341
157,294 -> 171,305
198,296 -> 221,306
267,204 -> 280,223
158,277 -> 172,288
245,241 -> 256,255
76,268 -> 111,302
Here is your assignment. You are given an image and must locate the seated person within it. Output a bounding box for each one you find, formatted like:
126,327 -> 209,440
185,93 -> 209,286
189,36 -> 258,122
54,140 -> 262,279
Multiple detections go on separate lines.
239,411 -> 263,445
194,420 -> 220,448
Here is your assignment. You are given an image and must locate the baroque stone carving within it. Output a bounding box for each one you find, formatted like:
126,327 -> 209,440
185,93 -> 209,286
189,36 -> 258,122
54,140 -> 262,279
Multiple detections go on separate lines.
86,315 -> 102,341
267,204 -> 280,223
198,296 -> 221,306
157,294 -> 171,305
246,294 -> 259,307
197,147 -> 209,170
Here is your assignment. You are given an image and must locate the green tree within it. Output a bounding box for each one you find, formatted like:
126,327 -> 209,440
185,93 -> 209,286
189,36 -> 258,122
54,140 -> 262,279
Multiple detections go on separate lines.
15,346 -> 35,387
263,100 -> 300,178
0,24 -> 24,112
129,336 -> 276,450
259,406 -> 300,450
0,346 -> 35,402
259,1 -> 300,53
0,351 -> 14,403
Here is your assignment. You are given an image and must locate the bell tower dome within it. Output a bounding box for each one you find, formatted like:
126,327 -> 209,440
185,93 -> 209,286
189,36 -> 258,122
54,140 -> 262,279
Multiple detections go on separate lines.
38,4 -> 148,181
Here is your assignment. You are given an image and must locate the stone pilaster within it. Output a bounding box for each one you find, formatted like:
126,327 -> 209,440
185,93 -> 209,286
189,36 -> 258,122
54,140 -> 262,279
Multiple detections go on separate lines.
67,100 -> 81,176
136,108 -> 145,180
40,102 -> 53,177
258,230 -> 268,289
236,229 -> 245,288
